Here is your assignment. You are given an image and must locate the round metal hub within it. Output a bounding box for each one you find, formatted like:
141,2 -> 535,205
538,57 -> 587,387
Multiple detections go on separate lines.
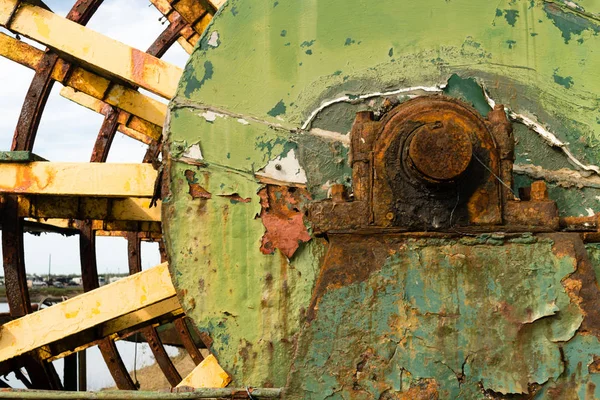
408,120 -> 473,182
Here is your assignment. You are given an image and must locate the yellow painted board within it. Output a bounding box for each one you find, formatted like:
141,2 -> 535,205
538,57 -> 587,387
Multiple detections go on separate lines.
176,355 -> 232,389
19,196 -> 161,221
0,0 -> 17,26
177,36 -> 195,54
149,0 -> 172,15
7,3 -> 182,99
0,31 -> 42,69
101,296 -> 182,338
59,87 -> 161,143
0,263 -> 175,362
104,85 -> 167,127
60,86 -> 107,114
0,31 -> 167,128
0,162 -> 157,197
47,296 -> 183,361
111,198 -> 161,221
209,0 -> 227,10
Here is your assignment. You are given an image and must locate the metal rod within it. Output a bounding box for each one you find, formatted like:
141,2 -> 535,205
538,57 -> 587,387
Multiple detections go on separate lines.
0,388 -> 283,399
77,350 -> 86,392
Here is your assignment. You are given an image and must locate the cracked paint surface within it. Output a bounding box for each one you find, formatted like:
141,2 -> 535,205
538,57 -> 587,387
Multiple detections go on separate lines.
163,0 -> 600,397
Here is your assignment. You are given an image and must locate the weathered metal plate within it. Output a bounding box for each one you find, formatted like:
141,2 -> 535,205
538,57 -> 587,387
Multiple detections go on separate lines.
164,0 -> 600,398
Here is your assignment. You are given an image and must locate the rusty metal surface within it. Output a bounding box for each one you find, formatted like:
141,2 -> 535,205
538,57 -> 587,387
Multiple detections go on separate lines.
1,195 -> 30,317
141,326 -> 182,387
309,97 -> 506,233
97,340 -> 137,391
173,317 -> 205,366
91,105 -> 120,163
407,119 -> 473,182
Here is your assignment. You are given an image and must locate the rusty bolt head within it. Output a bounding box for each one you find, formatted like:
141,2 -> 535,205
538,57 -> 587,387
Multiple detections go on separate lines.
530,180 -> 549,201
408,121 -> 473,182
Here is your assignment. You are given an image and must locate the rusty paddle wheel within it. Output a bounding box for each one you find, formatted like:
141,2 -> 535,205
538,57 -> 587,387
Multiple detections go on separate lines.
0,0 -> 223,392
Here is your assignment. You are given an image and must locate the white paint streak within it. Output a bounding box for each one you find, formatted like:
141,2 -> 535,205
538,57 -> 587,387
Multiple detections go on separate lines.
301,84 -> 446,130
256,149 -> 307,184
182,144 -> 203,161
308,128 -> 350,145
484,90 -> 600,175
200,111 -> 224,122
208,31 -> 220,47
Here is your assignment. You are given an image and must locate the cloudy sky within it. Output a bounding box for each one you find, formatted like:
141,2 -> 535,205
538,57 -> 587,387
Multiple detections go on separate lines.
0,0 -> 190,275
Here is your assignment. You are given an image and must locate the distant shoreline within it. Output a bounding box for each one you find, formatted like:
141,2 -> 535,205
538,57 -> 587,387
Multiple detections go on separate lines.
0,287 -> 84,304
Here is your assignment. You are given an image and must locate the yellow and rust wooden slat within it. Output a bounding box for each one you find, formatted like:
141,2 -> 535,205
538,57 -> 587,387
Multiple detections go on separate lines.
176,355 -> 231,389
1,2 -> 183,99
45,296 -> 183,362
0,162 -> 156,197
59,87 -> 161,144
0,32 -> 168,128
0,263 -> 175,362
18,196 -> 161,222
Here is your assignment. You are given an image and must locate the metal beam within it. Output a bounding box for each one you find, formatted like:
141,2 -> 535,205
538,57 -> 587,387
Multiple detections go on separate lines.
0,161 -> 156,197
2,2 -> 183,99
0,263 -> 175,362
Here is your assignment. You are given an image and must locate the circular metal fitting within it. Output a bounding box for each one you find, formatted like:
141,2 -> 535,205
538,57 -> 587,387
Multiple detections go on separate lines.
408,120 -> 473,182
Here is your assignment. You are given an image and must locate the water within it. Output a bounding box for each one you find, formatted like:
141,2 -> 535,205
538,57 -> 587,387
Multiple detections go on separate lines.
0,303 -> 178,390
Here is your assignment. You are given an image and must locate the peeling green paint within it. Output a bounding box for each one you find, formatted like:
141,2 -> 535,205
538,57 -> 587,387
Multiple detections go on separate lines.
553,69 -> 575,88
544,2 -> 600,43
286,237 -> 582,398
503,9 -> 520,26
267,100 -> 287,117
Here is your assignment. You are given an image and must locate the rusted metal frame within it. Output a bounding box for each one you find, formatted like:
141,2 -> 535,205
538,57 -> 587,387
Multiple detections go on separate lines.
91,13 -> 183,165
127,233 -> 182,387
1,196 -> 30,317
127,232 -> 142,275
142,14 -> 187,164
174,318 -> 205,365
141,327 -> 182,387
78,220 -> 99,292
11,52 -> 60,152
90,103 -> 121,163
97,340 -> 137,391
79,220 -> 137,390
147,12 -> 188,59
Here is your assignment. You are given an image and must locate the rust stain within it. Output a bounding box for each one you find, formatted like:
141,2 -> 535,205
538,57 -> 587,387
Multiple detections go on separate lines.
549,233 -> 600,338
184,169 -> 212,199
218,193 -> 251,204
258,185 -> 311,259
397,379 -> 439,399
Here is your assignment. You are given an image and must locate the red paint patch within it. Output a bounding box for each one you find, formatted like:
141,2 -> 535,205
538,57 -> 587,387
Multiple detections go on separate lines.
258,185 -> 311,258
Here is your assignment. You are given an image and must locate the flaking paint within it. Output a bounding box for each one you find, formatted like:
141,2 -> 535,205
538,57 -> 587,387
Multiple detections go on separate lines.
164,0 -> 600,397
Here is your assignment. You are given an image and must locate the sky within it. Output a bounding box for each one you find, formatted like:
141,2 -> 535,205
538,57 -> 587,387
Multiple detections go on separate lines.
0,0 -> 191,274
